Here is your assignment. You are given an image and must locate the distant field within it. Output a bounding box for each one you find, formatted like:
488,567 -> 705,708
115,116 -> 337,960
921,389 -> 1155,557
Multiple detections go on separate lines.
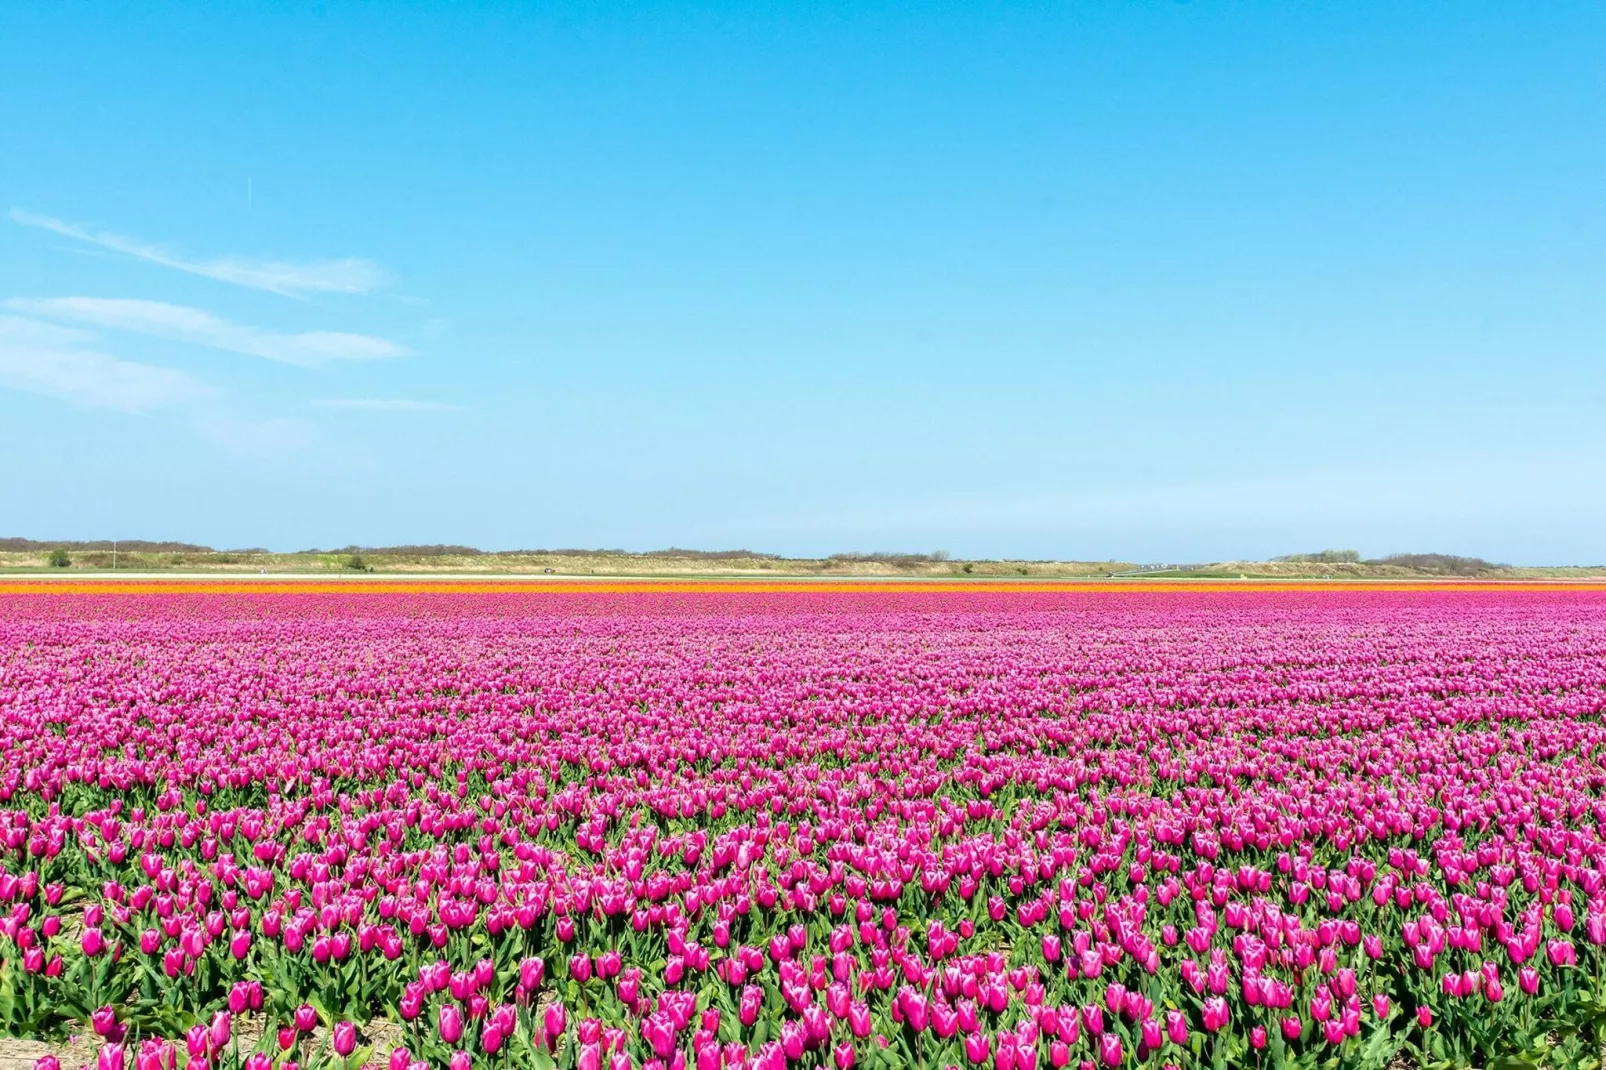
4,546 -> 1604,579
0,547 -> 1135,578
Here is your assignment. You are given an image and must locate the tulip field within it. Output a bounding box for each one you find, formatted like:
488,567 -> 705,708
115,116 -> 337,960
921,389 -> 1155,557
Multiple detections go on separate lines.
4,583 -> 1606,1070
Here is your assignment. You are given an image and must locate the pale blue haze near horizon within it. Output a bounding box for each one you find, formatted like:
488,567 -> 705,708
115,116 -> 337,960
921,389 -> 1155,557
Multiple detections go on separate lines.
1,2 -> 1602,563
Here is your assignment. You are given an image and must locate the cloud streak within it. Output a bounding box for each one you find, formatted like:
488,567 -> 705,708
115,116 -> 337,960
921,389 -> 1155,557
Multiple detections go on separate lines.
0,315 -> 205,412
191,410 -> 315,458
6,297 -> 411,366
311,398 -> 463,411
10,209 -> 391,297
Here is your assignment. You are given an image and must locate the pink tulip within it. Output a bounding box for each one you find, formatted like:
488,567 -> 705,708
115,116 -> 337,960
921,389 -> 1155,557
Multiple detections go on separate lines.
521,956 -> 545,988
210,1013 -> 231,1053
439,1004 -> 464,1045
544,1002 -> 568,1050
185,1026 -> 210,1063
740,985 -> 764,1027
92,1006 -> 122,1040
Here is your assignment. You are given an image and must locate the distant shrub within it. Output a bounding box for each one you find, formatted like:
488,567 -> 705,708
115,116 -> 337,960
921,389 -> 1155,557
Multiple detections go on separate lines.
3,538 -> 209,553
46,548 -> 71,568
362,544 -> 481,557
829,551 -> 952,568
1365,553 -> 1501,576
1275,549 -> 1361,563
640,548 -> 782,561
343,555 -> 370,571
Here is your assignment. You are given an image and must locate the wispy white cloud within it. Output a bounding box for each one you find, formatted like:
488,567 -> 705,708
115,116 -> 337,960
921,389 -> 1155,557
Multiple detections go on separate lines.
9,209 -> 391,297
5,297 -> 410,366
0,314 -> 205,412
311,397 -> 463,412
191,410 -> 315,458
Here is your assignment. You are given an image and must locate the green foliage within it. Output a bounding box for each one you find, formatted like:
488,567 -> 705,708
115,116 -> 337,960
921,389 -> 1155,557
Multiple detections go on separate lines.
46,548 -> 71,567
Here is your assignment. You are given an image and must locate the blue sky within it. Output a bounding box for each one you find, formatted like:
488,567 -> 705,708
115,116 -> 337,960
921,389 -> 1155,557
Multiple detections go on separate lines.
2,2 -> 1602,562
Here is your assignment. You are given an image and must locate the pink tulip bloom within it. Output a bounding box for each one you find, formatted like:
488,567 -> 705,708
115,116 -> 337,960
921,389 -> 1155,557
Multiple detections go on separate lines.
210,1013 -> 231,1053
544,1002 -> 568,1049
439,1004 -> 464,1045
